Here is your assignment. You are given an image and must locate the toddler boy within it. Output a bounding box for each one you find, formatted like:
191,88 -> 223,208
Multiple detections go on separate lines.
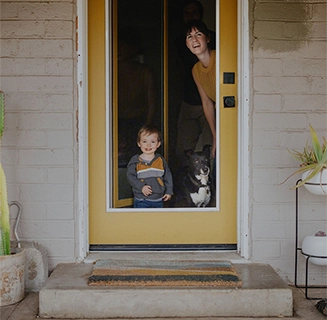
127,125 -> 173,208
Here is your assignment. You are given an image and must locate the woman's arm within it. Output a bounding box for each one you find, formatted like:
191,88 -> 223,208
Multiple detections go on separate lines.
192,69 -> 216,157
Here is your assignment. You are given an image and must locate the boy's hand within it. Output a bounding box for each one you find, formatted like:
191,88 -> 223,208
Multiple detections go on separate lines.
162,194 -> 172,201
142,185 -> 152,196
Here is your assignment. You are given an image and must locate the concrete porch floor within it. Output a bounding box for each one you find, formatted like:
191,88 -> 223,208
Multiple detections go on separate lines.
2,286 -> 326,320
1,252 -> 326,319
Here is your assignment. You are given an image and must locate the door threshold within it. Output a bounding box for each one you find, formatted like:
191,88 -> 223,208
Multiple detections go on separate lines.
85,250 -> 251,264
89,244 -> 236,251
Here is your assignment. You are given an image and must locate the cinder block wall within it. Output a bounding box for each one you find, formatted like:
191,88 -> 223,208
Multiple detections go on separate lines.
0,0 -> 76,269
0,0 -> 326,284
250,0 -> 327,285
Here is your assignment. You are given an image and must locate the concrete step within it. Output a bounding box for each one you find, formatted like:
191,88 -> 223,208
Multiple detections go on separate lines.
39,259 -> 293,318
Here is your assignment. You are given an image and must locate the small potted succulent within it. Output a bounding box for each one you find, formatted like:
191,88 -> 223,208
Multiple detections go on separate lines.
283,124 -> 327,195
0,91 -> 26,306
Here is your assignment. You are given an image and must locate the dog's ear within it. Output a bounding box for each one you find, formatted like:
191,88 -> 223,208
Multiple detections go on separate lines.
184,149 -> 195,158
202,144 -> 212,157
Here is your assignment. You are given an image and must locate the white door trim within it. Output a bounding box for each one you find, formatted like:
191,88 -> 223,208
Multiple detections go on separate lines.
76,0 -> 89,261
75,0 -> 250,260
237,0 -> 250,258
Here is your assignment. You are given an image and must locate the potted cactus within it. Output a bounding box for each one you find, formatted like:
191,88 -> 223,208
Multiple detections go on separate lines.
0,91 -> 10,255
0,91 -> 25,306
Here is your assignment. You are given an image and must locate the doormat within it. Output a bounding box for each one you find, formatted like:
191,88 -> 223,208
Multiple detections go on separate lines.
88,259 -> 242,287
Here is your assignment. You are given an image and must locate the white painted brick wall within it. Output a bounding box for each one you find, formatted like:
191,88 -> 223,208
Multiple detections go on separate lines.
0,0 -> 76,267
0,0 -> 326,286
251,0 -> 327,285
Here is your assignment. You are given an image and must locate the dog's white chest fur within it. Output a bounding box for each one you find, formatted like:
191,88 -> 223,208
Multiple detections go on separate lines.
190,173 -> 211,207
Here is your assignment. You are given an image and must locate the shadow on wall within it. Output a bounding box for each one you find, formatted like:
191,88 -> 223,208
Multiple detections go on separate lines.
252,1 -> 311,52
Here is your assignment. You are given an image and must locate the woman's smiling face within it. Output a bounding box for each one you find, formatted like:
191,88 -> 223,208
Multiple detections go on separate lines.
185,27 -> 209,55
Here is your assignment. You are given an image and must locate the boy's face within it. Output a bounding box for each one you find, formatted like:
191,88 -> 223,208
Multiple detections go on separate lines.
137,132 -> 161,156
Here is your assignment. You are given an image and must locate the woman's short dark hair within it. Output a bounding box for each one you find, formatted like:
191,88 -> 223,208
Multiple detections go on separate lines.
184,19 -> 210,39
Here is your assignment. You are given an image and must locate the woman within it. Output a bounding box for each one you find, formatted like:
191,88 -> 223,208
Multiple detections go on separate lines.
185,20 -> 216,158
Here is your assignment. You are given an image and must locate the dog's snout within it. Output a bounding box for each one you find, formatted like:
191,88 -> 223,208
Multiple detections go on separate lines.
201,166 -> 209,174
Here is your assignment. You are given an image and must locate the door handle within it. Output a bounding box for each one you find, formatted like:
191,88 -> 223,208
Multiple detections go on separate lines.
223,96 -> 235,108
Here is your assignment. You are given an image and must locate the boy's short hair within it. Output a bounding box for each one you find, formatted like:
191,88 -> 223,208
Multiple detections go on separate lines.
137,124 -> 161,142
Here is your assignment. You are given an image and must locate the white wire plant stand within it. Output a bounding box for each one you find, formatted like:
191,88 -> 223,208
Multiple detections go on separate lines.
294,179 -> 327,300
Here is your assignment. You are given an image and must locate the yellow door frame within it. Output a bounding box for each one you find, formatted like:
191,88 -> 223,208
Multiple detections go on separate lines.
86,0 -> 246,250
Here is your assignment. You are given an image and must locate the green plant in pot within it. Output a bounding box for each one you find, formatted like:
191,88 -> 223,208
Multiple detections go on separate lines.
283,124 -> 327,194
0,91 -> 10,255
0,91 -> 26,306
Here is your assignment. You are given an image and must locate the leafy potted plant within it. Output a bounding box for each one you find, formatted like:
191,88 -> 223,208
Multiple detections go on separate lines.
283,124 -> 327,195
0,91 -> 25,306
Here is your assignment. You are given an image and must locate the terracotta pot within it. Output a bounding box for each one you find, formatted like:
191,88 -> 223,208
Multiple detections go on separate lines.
0,249 -> 25,306
302,169 -> 327,195
302,235 -> 327,266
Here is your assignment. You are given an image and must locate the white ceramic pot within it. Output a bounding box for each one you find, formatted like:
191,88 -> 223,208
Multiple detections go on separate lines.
0,249 -> 25,306
302,169 -> 327,195
302,235 -> 327,266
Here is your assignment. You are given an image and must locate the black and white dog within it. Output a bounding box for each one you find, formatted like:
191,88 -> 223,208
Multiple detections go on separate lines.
179,145 -> 213,207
